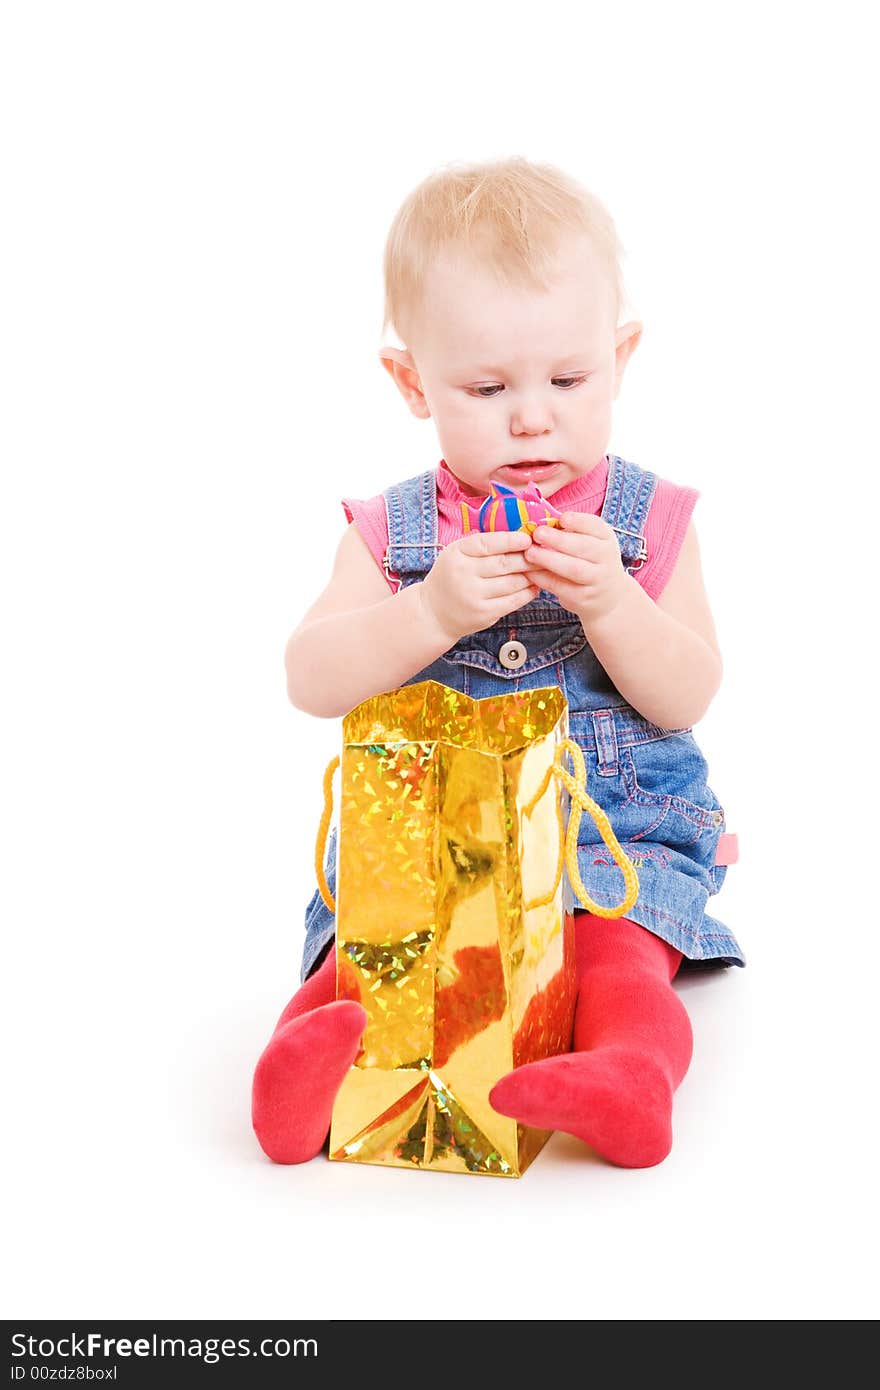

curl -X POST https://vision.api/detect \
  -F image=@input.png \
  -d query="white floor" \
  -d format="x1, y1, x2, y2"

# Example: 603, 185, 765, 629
5, 831, 874, 1320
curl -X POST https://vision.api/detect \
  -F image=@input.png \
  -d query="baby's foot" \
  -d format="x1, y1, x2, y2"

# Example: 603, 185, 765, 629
252, 1000, 366, 1164
489, 1046, 674, 1168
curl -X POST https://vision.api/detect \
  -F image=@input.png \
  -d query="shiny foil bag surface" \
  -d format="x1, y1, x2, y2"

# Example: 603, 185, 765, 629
328, 680, 578, 1177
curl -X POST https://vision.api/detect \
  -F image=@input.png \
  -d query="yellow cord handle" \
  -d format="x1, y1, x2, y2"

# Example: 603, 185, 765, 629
521, 737, 639, 917
313, 736, 639, 919
315, 755, 340, 913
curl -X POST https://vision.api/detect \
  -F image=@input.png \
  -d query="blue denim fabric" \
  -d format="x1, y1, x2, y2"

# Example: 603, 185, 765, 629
301, 456, 744, 982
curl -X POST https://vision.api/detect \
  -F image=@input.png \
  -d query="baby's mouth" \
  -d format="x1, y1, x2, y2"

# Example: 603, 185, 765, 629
492, 460, 561, 487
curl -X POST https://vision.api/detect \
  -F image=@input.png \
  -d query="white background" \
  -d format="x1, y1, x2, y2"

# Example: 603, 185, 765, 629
3, 1, 877, 1322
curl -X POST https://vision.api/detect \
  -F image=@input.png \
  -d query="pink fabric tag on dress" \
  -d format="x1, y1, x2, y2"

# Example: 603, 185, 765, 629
714, 833, 739, 865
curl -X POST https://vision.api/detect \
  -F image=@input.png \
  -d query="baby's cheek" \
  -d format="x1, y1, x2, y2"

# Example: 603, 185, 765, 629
436, 405, 472, 447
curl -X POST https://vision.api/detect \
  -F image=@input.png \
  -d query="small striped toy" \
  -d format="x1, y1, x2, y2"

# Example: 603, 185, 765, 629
460, 480, 564, 535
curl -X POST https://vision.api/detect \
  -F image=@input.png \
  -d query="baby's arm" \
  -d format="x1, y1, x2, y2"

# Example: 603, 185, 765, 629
285, 524, 536, 717
284, 527, 450, 717
585, 521, 722, 728
524, 512, 721, 728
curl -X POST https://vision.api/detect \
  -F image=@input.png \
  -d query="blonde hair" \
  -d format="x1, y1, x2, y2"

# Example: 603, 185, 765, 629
381, 156, 626, 345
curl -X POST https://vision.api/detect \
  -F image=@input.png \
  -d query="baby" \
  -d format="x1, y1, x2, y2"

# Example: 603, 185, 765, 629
252, 156, 743, 1170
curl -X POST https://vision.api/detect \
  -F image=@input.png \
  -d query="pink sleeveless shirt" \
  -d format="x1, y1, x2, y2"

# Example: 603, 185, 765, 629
341, 456, 698, 600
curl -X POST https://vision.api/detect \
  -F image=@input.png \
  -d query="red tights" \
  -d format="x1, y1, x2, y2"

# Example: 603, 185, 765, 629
252, 915, 692, 1169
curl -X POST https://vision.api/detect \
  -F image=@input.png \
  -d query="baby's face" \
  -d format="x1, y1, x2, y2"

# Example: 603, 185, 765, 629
388, 233, 639, 498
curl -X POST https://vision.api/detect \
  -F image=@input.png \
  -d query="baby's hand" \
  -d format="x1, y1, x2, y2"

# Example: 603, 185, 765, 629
524, 513, 629, 624
419, 530, 540, 644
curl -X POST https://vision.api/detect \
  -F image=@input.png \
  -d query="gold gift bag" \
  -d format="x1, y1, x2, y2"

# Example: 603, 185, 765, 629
314, 680, 638, 1178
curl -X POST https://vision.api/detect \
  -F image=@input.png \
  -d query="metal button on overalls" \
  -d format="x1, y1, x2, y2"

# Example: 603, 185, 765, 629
498, 639, 527, 670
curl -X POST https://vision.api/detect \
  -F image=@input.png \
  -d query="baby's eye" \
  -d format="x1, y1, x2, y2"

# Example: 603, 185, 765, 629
467, 376, 586, 398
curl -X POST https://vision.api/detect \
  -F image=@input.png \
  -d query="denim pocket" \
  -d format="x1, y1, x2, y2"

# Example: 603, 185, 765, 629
620, 735, 725, 848
443, 610, 587, 680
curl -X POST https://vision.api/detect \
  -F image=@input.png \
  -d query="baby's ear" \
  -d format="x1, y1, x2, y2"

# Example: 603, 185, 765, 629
378, 346, 431, 419
613, 321, 642, 398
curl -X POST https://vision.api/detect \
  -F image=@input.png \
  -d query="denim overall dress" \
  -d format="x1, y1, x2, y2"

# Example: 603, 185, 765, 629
301, 456, 744, 981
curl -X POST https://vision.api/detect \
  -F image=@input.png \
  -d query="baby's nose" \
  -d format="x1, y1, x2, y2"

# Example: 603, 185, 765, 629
510, 401, 553, 434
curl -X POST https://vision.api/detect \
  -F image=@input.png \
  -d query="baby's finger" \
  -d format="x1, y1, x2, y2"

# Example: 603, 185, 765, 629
530, 525, 603, 558
458, 529, 532, 558
527, 546, 593, 583
554, 511, 611, 537
485, 548, 531, 576
499, 583, 542, 613
484, 573, 539, 599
